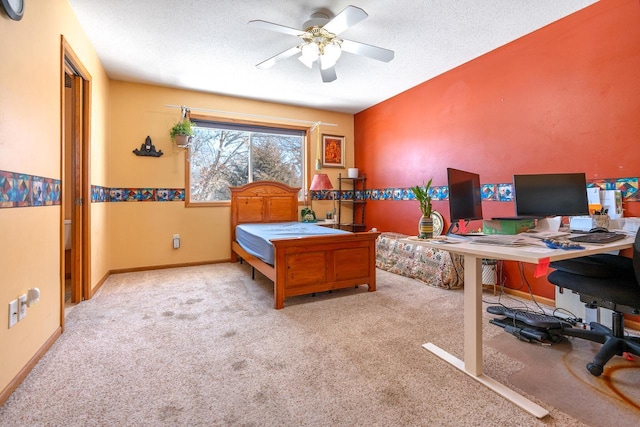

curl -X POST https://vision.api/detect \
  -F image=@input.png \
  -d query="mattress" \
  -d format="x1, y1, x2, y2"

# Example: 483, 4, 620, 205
236, 222, 350, 265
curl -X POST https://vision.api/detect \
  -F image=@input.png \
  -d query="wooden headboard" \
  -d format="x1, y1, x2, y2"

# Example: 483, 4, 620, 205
229, 181, 301, 242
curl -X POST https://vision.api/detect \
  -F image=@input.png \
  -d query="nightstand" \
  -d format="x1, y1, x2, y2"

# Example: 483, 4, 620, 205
315, 220, 338, 228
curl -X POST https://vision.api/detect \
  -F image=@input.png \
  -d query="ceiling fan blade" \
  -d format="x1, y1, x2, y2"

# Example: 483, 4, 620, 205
341, 39, 394, 62
319, 64, 337, 83
248, 20, 304, 37
322, 5, 368, 35
256, 45, 301, 69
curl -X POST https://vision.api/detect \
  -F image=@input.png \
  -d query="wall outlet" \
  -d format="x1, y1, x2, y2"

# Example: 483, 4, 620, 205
18, 294, 27, 321
173, 234, 180, 249
8, 299, 18, 328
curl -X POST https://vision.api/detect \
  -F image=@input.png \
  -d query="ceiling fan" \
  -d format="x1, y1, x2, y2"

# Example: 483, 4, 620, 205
248, 5, 394, 83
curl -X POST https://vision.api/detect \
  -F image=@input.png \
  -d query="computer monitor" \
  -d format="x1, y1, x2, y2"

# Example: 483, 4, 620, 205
513, 173, 589, 217
446, 168, 483, 235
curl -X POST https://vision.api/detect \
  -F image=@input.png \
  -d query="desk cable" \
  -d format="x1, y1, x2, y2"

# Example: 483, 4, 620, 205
482, 261, 581, 327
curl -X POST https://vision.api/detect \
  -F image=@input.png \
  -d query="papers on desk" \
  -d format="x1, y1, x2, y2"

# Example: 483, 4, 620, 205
407, 233, 585, 249
427, 239, 463, 244
406, 236, 463, 244
468, 235, 534, 246
522, 230, 571, 240
408, 235, 543, 246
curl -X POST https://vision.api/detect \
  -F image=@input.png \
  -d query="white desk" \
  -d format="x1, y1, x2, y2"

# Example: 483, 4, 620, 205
403, 235, 635, 418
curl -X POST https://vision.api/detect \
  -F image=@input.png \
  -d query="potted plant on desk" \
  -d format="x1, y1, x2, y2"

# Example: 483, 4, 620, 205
410, 178, 433, 239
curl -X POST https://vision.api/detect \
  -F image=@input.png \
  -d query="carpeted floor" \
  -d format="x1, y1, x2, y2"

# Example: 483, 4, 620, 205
0, 263, 635, 426
488, 330, 640, 425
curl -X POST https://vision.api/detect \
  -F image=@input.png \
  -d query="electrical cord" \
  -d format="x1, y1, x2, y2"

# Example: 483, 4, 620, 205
483, 261, 577, 330
466, 252, 582, 332
551, 307, 581, 325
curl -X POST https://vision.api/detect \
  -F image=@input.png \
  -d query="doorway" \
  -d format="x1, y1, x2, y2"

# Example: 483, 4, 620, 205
60, 36, 91, 328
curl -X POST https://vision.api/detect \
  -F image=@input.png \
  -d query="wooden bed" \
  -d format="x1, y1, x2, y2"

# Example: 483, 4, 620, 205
230, 181, 380, 309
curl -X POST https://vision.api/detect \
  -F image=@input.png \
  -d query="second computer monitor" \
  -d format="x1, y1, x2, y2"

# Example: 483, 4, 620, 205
513, 173, 589, 217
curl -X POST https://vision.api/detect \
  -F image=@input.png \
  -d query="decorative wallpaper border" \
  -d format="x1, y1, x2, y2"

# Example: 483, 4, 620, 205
312, 177, 639, 202
2, 169, 637, 209
0, 170, 185, 209
0, 170, 61, 208
102, 187, 185, 202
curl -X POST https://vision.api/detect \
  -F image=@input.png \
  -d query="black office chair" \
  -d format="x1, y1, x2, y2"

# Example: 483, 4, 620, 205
546, 231, 640, 376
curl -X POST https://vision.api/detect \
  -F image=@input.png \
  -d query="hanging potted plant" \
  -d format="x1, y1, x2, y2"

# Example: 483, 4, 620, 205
170, 119, 195, 147
410, 178, 434, 239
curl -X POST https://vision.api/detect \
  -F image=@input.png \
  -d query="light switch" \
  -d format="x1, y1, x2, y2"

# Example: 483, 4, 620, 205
8, 299, 18, 328
18, 294, 27, 321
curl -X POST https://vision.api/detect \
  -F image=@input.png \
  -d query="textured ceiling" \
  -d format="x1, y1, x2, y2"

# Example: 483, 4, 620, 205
67, 0, 598, 114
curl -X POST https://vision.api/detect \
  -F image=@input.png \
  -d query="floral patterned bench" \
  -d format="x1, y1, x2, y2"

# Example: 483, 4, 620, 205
376, 232, 464, 289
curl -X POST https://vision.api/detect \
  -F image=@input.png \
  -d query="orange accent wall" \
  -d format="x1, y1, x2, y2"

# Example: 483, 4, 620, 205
354, 0, 640, 299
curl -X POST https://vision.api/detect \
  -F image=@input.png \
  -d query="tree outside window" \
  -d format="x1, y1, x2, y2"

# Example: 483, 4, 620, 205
187, 120, 305, 203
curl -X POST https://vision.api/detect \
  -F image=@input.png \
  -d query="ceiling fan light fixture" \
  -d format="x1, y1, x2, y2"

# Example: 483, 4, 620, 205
320, 42, 342, 69
298, 42, 319, 68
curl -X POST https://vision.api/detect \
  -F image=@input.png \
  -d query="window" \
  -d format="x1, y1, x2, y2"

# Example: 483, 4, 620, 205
187, 118, 306, 204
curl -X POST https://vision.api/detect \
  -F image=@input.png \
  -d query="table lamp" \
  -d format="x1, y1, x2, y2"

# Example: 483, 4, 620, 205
302, 173, 333, 222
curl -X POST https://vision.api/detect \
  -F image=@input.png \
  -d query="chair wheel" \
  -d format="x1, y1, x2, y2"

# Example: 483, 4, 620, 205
587, 362, 603, 376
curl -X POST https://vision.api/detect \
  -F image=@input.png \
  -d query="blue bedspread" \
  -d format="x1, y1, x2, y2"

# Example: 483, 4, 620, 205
236, 222, 349, 265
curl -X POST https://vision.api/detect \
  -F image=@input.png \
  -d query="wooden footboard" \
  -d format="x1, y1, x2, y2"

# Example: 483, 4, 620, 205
272, 231, 380, 309
232, 232, 380, 309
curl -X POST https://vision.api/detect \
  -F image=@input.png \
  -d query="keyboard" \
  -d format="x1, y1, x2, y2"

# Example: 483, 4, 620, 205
486, 306, 568, 329
568, 232, 626, 244
488, 318, 562, 344
469, 235, 530, 246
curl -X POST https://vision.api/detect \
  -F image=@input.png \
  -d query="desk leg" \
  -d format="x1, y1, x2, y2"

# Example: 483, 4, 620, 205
423, 254, 549, 418
464, 255, 483, 375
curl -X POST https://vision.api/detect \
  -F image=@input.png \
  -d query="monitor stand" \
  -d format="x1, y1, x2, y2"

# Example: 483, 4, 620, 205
445, 221, 482, 239
446, 222, 461, 237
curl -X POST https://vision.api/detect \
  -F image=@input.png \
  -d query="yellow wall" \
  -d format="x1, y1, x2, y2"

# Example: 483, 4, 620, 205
107, 81, 354, 268
0, 0, 110, 394
1, 0, 353, 400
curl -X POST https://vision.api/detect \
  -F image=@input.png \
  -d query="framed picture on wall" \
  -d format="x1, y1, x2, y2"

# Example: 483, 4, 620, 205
322, 135, 345, 168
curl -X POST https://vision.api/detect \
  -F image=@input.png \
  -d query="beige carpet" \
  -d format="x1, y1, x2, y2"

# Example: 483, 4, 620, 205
488, 329, 640, 425
0, 263, 623, 426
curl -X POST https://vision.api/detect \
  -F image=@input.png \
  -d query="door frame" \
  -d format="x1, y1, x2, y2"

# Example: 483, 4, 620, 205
60, 36, 92, 329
